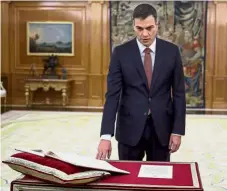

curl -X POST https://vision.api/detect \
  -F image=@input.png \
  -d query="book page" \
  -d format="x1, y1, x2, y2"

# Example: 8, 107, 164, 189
138, 165, 173, 179
15, 148, 45, 157
15, 148, 129, 174
46, 151, 130, 174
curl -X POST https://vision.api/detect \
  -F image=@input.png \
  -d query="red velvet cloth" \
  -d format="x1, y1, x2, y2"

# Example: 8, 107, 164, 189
11, 152, 90, 174
103, 161, 195, 186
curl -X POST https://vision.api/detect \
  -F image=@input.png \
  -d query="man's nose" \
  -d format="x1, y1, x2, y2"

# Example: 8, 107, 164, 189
142, 29, 149, 37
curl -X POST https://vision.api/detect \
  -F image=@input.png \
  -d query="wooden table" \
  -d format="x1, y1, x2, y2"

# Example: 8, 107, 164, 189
24, 79, 74, 107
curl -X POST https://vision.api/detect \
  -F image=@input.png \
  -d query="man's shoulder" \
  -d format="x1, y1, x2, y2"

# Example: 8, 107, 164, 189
113, 38, 136, 52
157, 37, 178, 50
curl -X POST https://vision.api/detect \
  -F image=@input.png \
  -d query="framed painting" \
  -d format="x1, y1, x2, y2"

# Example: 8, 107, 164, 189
27, 21, 74, 56
110, 1, 207, 108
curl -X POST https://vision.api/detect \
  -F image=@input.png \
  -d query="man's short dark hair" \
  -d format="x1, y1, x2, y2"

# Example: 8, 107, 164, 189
133, 4, 157, 21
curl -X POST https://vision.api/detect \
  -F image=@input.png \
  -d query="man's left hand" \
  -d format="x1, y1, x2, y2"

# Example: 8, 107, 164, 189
169, 134, 181, 153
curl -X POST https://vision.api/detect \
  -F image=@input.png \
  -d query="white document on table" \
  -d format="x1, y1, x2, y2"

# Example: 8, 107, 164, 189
138, 165, 173, 179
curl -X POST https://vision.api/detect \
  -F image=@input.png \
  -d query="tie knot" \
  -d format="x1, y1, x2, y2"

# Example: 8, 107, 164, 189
144, 48, 151, 54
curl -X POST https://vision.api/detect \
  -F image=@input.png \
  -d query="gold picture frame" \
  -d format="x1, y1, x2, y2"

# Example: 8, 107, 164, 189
27, 21, 74, 56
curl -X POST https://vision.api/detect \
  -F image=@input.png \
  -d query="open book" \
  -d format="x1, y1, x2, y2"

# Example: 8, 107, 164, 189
15, 148, 130, 174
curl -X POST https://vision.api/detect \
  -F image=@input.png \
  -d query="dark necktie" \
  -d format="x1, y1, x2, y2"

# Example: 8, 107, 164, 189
143, 48, 152, 88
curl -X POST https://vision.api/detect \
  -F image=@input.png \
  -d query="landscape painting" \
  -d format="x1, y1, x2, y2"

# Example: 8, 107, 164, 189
110, 1, 207, 108
27, 22, 74, 56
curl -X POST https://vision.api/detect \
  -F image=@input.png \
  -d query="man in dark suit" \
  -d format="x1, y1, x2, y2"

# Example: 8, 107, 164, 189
96, 4, 186, 162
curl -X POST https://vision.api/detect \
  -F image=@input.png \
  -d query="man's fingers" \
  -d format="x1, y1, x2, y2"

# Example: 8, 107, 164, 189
170, 144, 177, 153
102, 151, 108, 160
175, 143, 180, 152
169, 140, 175, 153
107, 149, 112, 159
169, 143, 180, 153
96, 151, 103, 159
96, 148, 109, 160
96, 140, 112, 160
169, 135, 181, 153
169, 139, 173, 150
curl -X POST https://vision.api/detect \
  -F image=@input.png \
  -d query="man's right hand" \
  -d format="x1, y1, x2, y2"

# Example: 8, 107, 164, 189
96, 139, 112, 160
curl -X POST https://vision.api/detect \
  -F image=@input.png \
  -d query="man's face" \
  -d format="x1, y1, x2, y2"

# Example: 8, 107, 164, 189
133, 15, 158, 47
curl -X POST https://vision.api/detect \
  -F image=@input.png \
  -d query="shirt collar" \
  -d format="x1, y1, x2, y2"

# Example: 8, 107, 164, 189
136, 37, 156, 54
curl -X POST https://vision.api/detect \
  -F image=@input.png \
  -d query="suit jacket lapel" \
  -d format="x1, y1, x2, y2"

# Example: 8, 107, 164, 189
150, 38, 163, 95
131, 38, 149, 91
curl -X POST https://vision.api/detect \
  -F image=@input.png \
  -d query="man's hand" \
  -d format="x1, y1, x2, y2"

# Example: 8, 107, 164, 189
169, 134, 181, 153
96, 140, 112, 160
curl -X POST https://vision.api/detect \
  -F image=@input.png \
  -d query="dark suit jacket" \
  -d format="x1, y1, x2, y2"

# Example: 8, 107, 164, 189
100, 37, 186, 147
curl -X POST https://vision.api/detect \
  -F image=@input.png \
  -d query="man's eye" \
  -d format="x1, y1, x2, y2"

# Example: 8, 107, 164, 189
137, 27, 143, 31
146, 26, 154, 31
146, 27, 151, 31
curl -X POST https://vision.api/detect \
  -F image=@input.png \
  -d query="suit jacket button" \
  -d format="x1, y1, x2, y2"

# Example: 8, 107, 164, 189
149, 98, 151, 102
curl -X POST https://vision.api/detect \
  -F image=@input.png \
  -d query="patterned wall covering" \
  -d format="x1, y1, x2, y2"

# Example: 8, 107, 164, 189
110, 1, 207, 108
